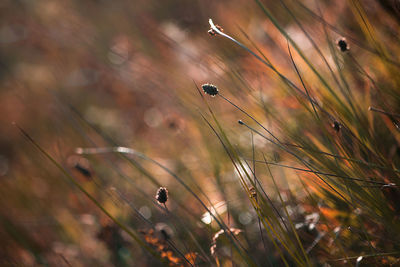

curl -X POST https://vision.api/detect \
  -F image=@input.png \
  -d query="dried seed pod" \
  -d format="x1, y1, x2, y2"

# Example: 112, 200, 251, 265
337, 37, 349, 52
249, 187, 257, 198
208, 24, 223, 36
201, 83, 219, 96
155, 187, 168, 204
332, 121, 341, 132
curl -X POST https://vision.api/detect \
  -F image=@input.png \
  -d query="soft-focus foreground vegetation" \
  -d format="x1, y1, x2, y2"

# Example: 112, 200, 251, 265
1, 0, 400, 266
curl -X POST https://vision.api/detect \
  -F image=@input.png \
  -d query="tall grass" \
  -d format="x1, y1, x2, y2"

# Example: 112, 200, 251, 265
3, 0, 400, 266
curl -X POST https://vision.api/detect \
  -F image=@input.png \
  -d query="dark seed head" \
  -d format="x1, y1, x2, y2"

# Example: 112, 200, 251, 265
201, 83, 219, 96
332, 121, 341, 132
155, 187, 168, 204
337, 38, 349, 52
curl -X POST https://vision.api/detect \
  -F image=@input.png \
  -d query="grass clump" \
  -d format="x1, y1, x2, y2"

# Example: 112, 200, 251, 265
2, 0, 400, 266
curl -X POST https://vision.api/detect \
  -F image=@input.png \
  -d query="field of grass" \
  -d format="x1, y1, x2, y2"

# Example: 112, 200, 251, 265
1, 0, 400, 266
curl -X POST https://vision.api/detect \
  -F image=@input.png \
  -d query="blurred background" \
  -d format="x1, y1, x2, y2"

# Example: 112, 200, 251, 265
1, 0, 400, 266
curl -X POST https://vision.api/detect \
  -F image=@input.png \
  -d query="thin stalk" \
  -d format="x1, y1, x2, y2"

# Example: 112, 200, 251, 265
77, 146, 254, 266
16, 124, 166, 265
242, 158, 389, 185
198, 111, 300, 266
286, 41, 319, 120
369, 106, 400, 119
264, 154, 311, 266
251, 133, 271, 266
238, 120, 352, 206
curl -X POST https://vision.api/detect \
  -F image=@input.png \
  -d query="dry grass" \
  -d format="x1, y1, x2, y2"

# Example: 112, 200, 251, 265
1, 0, 400, 266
